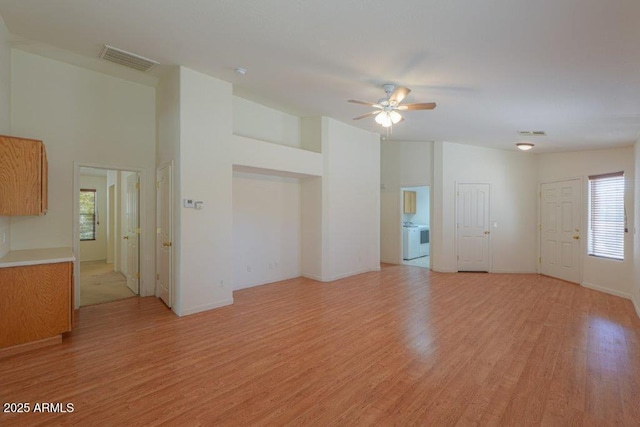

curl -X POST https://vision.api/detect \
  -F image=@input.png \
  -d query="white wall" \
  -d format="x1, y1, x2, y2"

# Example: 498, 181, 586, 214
433, 142, 538, 273
301, 176, 323, 279
10, 50, 156, 295
380, 141, 433, 264
233, 96, 301, 148
79, 174, 107, 262
178, 67, 233, 315
232, 171, 301, 289
633, 141, 640, 316
538, 147, 635, 298
322, 118, 380, 280
0, 15, 11, 258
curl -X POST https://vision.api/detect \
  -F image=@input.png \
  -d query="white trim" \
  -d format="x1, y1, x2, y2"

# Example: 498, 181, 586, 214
632, 295, 640, 319
491, 269, 538, 274
431, 268, 457, 273
180, 298, 234, 316
301, 273, 323, 281
233, 273, 302, 291
581, 282, 632, 300
317, 267, 381, 282
73, 161, 148, 309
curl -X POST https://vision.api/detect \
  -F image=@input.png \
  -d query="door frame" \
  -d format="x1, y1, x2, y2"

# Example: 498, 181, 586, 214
455, 182, 492, 272
73, 161, 147, 309
156, 161, 174, 307
537, 177, 584, 282
397, 183, 432, 267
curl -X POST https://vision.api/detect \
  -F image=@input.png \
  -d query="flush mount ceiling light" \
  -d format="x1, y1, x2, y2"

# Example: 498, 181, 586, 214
516, 142, 535, 151
234, 66, 247, 75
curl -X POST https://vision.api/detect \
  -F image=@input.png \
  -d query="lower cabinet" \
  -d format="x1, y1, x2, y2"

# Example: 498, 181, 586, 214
0, 262, 74, 349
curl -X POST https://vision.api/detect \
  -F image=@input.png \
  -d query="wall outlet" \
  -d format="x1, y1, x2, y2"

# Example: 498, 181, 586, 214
183, 199, 194, 208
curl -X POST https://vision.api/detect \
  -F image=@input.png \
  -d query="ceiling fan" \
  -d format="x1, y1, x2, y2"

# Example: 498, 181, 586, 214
348, 84, 436, 127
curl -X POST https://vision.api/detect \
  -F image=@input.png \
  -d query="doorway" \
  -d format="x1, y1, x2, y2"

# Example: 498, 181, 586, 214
75, 166, 141, 307
401, 186, 430, 269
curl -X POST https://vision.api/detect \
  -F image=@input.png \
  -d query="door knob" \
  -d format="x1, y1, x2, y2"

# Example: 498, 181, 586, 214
163, 242, 172, 247
573, 235, 580, 240
122, 236, 129, 240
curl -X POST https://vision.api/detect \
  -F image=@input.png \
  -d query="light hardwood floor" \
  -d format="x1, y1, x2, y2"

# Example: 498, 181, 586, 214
1, 265, 639, 426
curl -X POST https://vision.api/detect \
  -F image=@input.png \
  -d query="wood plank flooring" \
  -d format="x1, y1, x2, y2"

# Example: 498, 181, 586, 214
1, 265, 639, 426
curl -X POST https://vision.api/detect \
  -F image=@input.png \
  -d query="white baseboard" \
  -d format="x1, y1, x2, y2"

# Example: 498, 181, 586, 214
233, 273, 302, 291
490, 269, 538, 274
431, 268, 457, 273
180, 298, 234, 316
306, 267, 381, 283
633, 295, 640, 319
326, 267, 381, 282
581, 282, 632, 300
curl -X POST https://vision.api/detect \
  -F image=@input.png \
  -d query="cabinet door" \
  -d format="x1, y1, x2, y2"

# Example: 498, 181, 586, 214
403, 191, 417, 214
0, 262, 72, 348
0, 136, 47, 216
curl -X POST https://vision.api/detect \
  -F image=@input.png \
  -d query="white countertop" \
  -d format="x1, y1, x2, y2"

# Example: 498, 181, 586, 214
0, 247, 76, 268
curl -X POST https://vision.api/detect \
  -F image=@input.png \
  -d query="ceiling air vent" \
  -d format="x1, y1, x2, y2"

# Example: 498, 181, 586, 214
518, 130, 546, 137
99, 45, 158, 72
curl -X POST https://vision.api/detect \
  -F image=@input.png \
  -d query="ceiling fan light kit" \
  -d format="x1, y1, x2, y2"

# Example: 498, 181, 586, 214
348, 84, 436, 128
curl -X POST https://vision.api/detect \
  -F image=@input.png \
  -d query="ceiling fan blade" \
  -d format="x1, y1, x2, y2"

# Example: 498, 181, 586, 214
398, 102, 437, 111
353, 111, 379, 120
389, 86, 411, 105
348, 99, 376, 107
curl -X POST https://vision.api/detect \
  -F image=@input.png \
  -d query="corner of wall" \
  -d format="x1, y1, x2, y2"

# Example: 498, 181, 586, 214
633, 294, 640, 320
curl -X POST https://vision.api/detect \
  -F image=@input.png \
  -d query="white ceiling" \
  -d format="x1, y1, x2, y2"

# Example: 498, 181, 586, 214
2, 0, 640, 153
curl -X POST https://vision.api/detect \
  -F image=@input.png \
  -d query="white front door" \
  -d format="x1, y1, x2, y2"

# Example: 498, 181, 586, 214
157, 163, 172, 308
457, 183, 490, 272
124, 173, 140, 294
540, 179, 581, 283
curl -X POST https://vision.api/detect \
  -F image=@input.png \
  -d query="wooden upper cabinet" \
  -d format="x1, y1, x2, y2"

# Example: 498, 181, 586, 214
0, 135, 48, 215
403, 190, 417, 214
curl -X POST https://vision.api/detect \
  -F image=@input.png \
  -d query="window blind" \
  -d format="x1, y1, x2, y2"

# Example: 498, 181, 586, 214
588, 172, 624, 260
80, 189, 97, 241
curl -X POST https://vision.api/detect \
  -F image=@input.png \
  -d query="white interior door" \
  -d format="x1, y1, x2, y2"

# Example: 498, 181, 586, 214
124, 173, 140, 294
540, 179, 581, 283
457, 183, 490, 272
157, 163, 172, 308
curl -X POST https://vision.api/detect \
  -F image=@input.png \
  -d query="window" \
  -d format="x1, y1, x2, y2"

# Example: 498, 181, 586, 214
80, 189, 97, 241
588, 172, 625, 260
